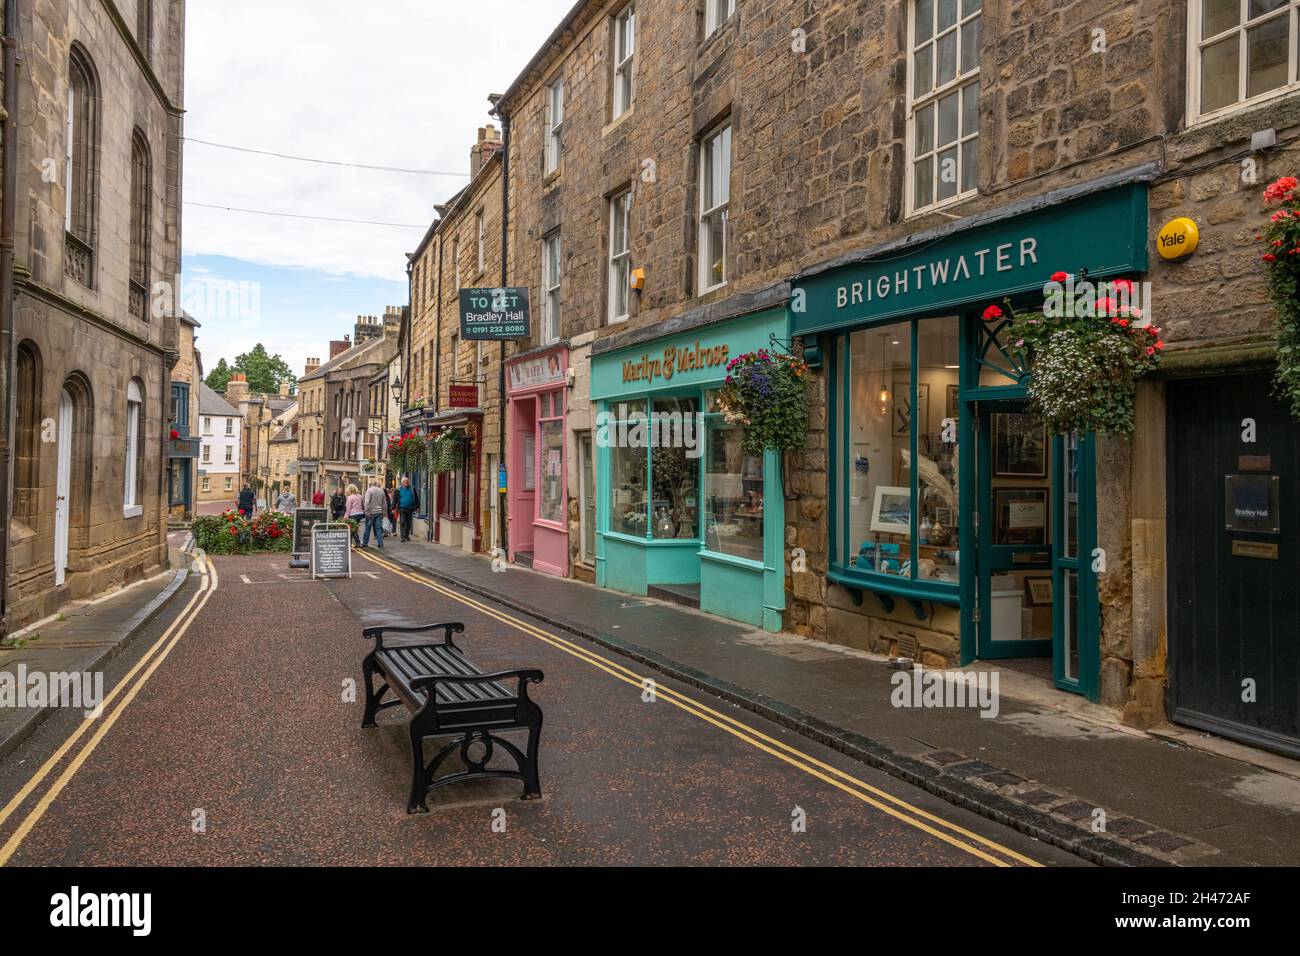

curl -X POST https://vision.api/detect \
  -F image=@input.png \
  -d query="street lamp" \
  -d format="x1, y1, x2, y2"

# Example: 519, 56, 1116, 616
391, 372, 403, 406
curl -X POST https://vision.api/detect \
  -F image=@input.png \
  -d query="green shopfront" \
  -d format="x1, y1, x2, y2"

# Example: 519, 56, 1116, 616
792, 179, 1150, 701
591, 307, 788, 631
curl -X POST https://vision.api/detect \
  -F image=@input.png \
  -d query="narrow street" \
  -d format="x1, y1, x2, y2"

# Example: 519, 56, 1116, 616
0, 550, 1082, 867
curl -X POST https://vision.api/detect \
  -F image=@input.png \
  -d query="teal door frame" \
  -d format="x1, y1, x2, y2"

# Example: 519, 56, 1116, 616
1051, 431, 1100, 699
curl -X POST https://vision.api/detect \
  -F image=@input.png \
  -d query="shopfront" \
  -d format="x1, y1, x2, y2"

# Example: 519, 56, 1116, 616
590, 307, 787, 631
506, 346, 569, 576
792, 178, 1150, 700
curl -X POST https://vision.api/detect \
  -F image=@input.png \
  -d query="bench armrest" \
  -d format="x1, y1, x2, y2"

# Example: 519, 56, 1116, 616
362, 621, 465, 650
413, 669, 545, 701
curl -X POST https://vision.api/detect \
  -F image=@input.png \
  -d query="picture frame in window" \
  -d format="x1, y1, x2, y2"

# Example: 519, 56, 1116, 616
1025, 576, 1053, 605
870, 484, 912, 536
946, 383, 959, 423
992, 411, 1047, 478
994, 487, 1048, 546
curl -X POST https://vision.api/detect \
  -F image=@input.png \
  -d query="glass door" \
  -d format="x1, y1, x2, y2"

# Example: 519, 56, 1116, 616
1052, 430, 1099, 698
975, 400, 1053, 659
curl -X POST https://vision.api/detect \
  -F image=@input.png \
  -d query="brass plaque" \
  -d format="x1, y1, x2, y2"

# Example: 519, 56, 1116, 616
1232, 540, 1278, 560
1238, 455, 1272, 472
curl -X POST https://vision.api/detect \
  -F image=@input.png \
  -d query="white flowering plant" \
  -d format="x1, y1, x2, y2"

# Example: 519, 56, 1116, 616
982, 273, 1164, 436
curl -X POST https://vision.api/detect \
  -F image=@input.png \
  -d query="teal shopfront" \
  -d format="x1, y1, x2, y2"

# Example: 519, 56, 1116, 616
791, 176, 1151, 701
591, 306, 788, 631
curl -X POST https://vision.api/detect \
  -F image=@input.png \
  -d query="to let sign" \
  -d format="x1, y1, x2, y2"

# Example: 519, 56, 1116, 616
460, 287, 530, 340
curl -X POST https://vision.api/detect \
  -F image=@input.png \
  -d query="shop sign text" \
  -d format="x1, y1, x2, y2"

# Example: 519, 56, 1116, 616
622, 341, 730, 384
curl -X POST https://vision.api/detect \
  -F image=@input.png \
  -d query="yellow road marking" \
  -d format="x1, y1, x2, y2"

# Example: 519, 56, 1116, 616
0, 556, 220, 866
357, 550, 1044, 867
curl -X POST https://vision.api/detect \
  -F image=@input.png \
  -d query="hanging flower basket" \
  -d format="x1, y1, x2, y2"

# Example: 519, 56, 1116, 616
429, 428, 465, 473
714, 349, 810, 456
386, 432, 427, 476
1257, 176, 1300, 421
984, 272, 1165, 436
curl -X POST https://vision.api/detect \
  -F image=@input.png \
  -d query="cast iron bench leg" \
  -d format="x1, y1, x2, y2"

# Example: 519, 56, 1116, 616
407, 723, 430, 814
360, 653, 381, 728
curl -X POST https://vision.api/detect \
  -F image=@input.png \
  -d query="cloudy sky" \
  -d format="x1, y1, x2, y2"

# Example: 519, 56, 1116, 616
182, 0, 574, 379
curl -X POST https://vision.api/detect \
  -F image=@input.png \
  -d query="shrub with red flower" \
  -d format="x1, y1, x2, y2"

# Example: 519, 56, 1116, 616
714, 349, 810, 455
169, 428, 180, 440
193, 510, 293, 555
1258, 176, 1300, 420
386, 431, 428, 476
982, 272, 1163, 435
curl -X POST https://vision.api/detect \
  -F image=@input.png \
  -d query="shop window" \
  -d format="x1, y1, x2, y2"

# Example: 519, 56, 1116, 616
698, 124, 731, 293
908, 0, 981, 214
539, 392, 565, 524
608, 190, 632, 323
441, 439, 470, 520
609, 399, 648, 536
545, 78, 564, 175
542, 231, 562, 343
651, 396, 700, 539
842, 316, 960, 586
1190, 0, 1298, 121
703, 404, 764, 562
612, 4, 636, 118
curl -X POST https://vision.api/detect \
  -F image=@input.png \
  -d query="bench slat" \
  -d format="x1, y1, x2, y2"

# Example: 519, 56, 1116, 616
376, 644, 512, 706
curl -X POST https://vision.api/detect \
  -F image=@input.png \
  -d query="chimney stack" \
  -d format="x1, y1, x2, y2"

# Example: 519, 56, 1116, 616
469, 124, 501, 178
304, 357, 321, 376
279, 381, 291, 398
329, 335, 351, 359
225, 373, 250, 407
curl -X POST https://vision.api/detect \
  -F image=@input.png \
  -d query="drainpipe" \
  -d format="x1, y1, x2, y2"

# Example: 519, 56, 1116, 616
497, 109, 510, 555
0, 0, 20, 635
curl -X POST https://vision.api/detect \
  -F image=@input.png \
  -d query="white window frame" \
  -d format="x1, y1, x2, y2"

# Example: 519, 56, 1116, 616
542, 231, 562, 343
1187, 0, 1300, 124
545, 78, 564, 175
225, 445, 234, 464
225, 417, 234, 435
608, 190, 632, 324
202, 444, 210, 463
453, 237, 461, 291
613, 5, 636, 118
906, 0, 982, 217
203, 416, 211, 434
698, 124, 731, 294
224, 477, 233, 492
705, 0, 735, 38
202, 476, 210, 492
124, 380, 143, 516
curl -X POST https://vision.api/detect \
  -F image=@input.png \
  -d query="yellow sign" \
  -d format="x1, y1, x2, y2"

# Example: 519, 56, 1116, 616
1156, 217, 1198, 260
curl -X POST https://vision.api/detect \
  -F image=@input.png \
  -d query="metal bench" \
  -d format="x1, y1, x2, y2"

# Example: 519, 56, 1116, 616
360, 622, 544, 813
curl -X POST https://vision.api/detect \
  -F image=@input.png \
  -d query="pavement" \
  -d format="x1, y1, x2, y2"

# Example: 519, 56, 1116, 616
365, 533, 1300, 867
0, 533, 193, 762
0, 550, 1082, 867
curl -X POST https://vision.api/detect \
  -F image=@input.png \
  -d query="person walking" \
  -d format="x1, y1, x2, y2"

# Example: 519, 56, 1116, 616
275, 487, 297, 513
361, 478, 387, 549
344, 483, 365, 546
386, 485, 399, 534
397, 476, 420, 542
329, 486, 346, 521
312, 488, 325, 507
237, 483, 256, 519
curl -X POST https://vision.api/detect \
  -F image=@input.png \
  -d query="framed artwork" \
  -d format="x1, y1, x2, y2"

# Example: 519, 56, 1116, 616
946, 384, 959, 423
891, 380, 930, 438
993, 411, 1047, 478
1025, 576, 1053, 605
870, 485, 912, 535
994, 487, 1048, 545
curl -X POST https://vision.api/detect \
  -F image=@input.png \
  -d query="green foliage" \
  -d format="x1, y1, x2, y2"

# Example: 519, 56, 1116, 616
986, 277, 1163, 436
1258, 176, 1300, 421
193, 510, 293, 555
430, 429, 465, 473
386, 432, 427, 475
714, 350, 810, 456
205, 357, 233, 392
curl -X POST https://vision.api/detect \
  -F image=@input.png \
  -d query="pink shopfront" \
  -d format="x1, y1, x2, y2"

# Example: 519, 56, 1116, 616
506, 346, 569, 577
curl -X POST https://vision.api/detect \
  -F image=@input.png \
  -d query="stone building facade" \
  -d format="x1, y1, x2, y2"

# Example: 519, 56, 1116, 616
477, 0, 1300, 748
7, 0, 184, 629
405, 130, 506, 554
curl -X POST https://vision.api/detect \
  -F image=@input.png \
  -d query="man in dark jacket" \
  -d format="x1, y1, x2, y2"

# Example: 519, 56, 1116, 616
237, 484, 256, 518
329, 487, 346, 520
397, 477, 419, 542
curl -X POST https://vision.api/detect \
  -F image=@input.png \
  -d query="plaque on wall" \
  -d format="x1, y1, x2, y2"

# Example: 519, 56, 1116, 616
1224, 474, 1280, 534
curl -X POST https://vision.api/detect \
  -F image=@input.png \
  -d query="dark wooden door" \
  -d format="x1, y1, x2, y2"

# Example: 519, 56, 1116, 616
1167, 374, 1300, 757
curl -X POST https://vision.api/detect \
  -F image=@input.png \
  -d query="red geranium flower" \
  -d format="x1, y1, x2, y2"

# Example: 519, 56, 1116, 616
1050, 271, 1068, 283
169, 428, 179, 440
1263, 253, 1277, 263
1110, 278, 1135, 295
1264, 176, 1298, 203
982, 304, 1003, 321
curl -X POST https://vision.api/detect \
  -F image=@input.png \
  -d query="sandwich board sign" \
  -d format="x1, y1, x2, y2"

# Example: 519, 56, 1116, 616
290, 507, 328, 569
311, 522, 352, 579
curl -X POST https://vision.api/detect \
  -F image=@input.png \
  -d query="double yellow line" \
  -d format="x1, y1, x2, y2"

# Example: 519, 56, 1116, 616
358, 550, 1043, 867
0, 554, 219, 866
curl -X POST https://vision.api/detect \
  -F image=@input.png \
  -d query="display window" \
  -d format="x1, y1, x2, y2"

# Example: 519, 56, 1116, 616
538, 390, 565, 525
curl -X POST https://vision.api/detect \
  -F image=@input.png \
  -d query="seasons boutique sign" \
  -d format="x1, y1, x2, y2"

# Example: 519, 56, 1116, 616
621, 340, 731, 384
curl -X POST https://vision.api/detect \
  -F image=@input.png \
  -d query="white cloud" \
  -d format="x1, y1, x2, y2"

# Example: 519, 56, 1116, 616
183, 0, 575, 282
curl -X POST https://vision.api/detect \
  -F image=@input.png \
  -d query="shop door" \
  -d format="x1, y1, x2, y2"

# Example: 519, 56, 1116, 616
1167, 375, 1300, 757
974, 401, 1053, 660
510, 397, 537, 558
